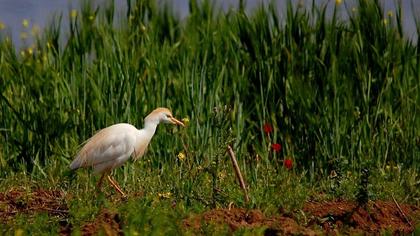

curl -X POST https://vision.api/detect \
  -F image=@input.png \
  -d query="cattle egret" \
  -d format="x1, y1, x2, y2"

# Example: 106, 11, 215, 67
70, 107, 184, 197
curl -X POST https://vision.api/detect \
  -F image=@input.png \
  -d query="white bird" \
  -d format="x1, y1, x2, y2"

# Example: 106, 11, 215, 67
70, 107, 184, 197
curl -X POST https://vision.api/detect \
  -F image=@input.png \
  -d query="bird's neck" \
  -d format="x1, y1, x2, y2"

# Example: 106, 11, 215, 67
142, 120, 159, 138
132, 121, 159, 161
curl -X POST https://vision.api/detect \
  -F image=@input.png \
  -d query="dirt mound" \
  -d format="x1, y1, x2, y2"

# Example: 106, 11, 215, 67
80, 209, 123, 236
0, 188, 123, 235
183, 208, 319, 235
0, 188, 68, 222
304, 200, 419, 235
184, 200, 420, 235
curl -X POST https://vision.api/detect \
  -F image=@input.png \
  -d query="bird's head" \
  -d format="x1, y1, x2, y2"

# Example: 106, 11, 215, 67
145, 107, 184, 127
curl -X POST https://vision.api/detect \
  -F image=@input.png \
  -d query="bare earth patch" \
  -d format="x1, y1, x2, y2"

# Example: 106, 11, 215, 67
184, 201, 420, 235
0, 188, 68, 222
304, 200, 420, 235
1, 188, 419, 235
183, 207, 318, 235
80, 208, 123, 236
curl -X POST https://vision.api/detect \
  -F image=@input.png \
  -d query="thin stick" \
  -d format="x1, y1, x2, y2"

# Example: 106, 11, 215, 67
227, 145, 249, 203
392, 195, 412, 227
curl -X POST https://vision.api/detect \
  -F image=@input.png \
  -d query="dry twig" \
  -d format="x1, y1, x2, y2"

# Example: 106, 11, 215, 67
227, 145, 249, 203
392, 195, 412, 227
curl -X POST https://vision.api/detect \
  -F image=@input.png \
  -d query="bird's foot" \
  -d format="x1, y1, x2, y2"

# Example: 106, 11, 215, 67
107, 175, 127, 199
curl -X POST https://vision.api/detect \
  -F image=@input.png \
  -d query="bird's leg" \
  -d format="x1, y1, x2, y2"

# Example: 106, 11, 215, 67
97, 173, 106, 190
107, 175, 127, 197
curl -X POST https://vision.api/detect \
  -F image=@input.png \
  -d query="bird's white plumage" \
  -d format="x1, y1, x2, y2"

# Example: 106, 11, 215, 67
70, 123, 142, 173
69, 107, 184, 196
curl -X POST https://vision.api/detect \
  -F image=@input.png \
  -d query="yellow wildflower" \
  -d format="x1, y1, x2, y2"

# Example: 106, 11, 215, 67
218, 171, 227, 180
20, 50, 25, 57
0, 21, 5, 30
387, 11, 393, 17
22, 19, 29, 28
27, 47, 33, 55
177, 152, 186, 161
182, 117, 190, 126
71, 9, 78, 19
158, 192, 172, 199
383, 19, 388, 25
335, 0, 342, 5
89, 15, 95, 21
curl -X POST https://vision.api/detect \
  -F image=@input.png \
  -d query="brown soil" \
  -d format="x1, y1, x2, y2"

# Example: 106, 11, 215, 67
183, 208, 318, 235
0, 188, 68, 221
184, 200, 420, 235
80, 209, 123, 236
1, 188, 419, 235
304, 200, 420, 235
0, 188, 124, 235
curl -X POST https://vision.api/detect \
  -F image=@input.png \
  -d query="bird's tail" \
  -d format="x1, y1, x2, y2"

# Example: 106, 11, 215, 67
69, 156, 82, 170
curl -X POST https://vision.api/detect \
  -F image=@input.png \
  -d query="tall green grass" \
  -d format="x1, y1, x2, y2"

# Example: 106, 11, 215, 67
0, 0, 419, 231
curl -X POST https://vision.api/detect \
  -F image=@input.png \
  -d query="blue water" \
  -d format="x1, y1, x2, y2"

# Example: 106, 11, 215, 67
0, 0, 418, 48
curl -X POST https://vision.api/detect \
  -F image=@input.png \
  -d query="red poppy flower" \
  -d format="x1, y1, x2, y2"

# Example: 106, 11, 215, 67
271, 143, 282, 152
284, 158, 293, 170
263, 123, 273, 134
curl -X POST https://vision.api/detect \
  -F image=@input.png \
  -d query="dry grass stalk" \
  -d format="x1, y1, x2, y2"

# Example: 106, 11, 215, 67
227, 145, 249, 203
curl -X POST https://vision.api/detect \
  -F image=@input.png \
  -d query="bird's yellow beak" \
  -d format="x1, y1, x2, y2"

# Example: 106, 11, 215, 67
170, 117, 185, 127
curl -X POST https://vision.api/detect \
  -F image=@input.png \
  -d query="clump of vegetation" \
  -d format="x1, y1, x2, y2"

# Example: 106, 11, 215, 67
357, 168, 370, 207
0, 0, 419, 234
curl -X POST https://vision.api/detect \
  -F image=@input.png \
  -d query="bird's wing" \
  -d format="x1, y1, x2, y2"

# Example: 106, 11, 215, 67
70, 125, 136, 170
